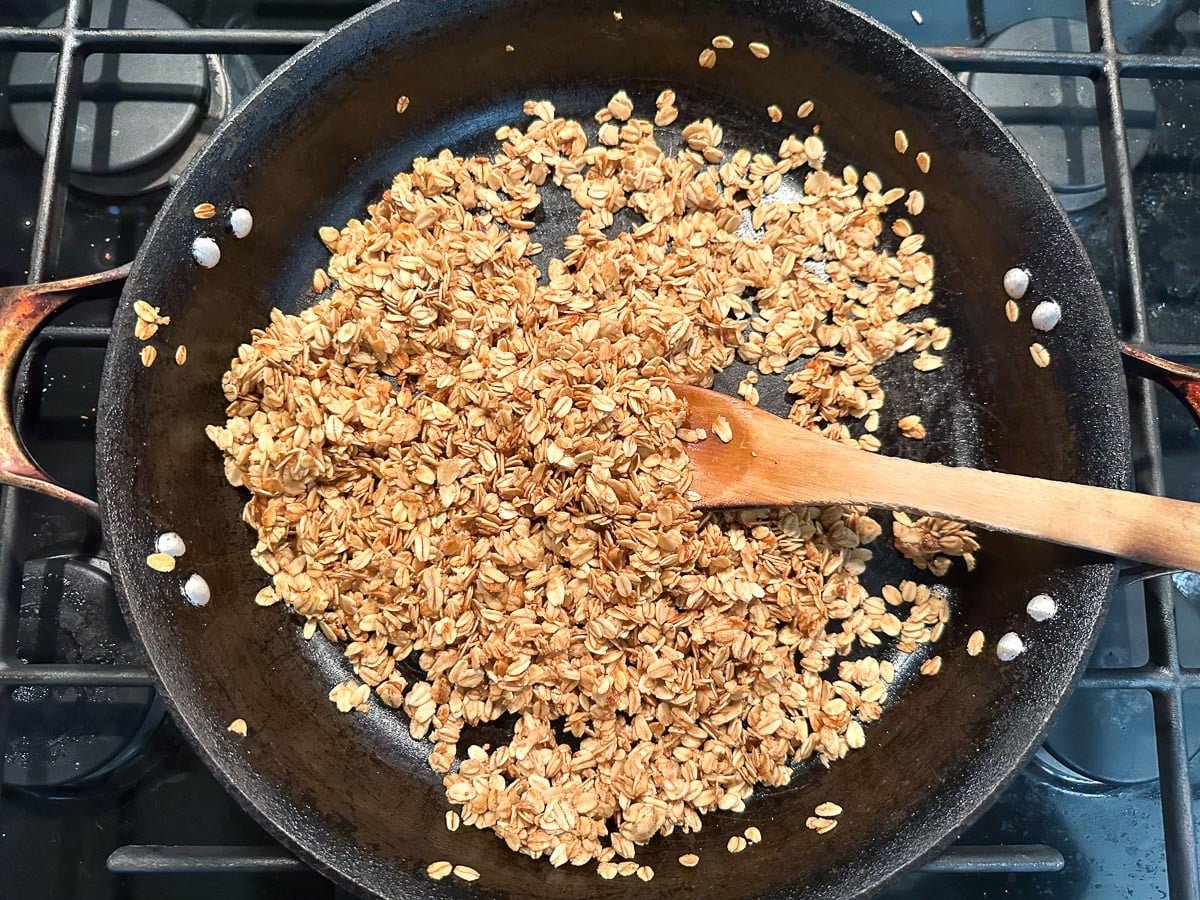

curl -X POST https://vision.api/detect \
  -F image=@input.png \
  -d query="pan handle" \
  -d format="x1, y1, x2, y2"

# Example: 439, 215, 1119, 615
1120, 342, 1200, 427
0, 265, 131, 517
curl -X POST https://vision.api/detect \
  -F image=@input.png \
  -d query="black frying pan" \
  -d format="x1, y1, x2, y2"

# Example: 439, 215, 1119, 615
0, 0, 1149, 896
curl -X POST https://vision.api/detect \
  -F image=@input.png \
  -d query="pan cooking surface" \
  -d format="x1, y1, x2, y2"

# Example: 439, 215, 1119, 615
95, 1, 1128, 897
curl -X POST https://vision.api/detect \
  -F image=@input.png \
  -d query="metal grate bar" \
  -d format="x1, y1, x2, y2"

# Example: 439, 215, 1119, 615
1088, 2, 1199, 898
0, 663, 152, 686
106, 843, 1064, 875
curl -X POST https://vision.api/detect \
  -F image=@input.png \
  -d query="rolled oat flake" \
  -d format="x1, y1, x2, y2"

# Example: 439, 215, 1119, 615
996, 631, 1025, 662
1003, 267, 1030, 299
183, 573, 211, 607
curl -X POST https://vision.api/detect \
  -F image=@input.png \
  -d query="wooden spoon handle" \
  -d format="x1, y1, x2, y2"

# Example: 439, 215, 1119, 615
829, 452, 1200, 571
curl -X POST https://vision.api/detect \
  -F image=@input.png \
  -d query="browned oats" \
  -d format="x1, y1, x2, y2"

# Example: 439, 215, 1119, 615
897, 415, 925, 440
712, 34, 733, 49
194, 202, 217, 220
767, 104, 783, 123
712, 415, 733, 443
396, 95, 410, 115
140, 345, 157, 368
452, 864, 480, 882
806, 816, 837, 834
698, 47, 717, 68
919, 656, 942, 676
146, 552, 174, 572
893, 514, 978, 577
967, 630, 986, 656
916, 151, 931, 173
209, 90, 959, 872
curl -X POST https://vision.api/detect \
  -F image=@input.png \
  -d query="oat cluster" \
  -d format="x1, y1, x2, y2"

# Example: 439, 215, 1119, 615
208, 91, 966, 869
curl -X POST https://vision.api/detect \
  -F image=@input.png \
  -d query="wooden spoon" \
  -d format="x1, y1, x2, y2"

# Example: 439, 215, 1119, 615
674, 383, 1200, 571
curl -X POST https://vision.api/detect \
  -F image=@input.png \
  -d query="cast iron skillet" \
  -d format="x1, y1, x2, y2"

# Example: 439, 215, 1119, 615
0, 0, 1144, 897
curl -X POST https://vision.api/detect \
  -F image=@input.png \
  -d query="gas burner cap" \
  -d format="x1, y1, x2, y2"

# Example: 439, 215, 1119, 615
967, 17, 1156, 213
10, 0, 207, 179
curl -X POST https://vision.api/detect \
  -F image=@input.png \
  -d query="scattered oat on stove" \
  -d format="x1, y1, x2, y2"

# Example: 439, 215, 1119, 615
996, 632, 1025, 662
209, 90, 960, 870
727, 835, 748, 853
230, 208, 253, 239
814, 801, 842, 817
679, 852, 700, 867
227, 718, 248, 736
1030, 342, 1050, 368
916, 150, 931, 173
505, 43, 514, 52
745, 826, 763, 843
597, 861, 618, 879
146, 552, 175, 573
302, 619, 318, 639
894, 129, 909, 154
612, 10, 622, 21
806, 816, 838, 834
427, 861, 452, 880
175, 344, 188, 366
192, 236, 221, 268
893, 514, 978, 577
1004, 267, 1030, 299
636, 865, 655, 882
920, 655, 943, 676
444, 809, 461, 831
396, 95, 411, 114
912, 351, 942, 372
140, 345, 157, 368
748, 41, 771, 58
793, 101, 813, 121
905, 189, 925, 216
897, 414, 925, 440
156, 532, 186, 558
193, 202, 217, 220
1026, 593, 1057, 622
698, 47, 717, 68
133, 299, 169, 341
767, 104, 783, 123
712, 34, 734, 49
712, 415, 733, 442
1031, 300, 1061, 332
452, 864, 480, 882
1005, 299, 1020, 323
182, 573, 210, 607
616, 861, 638, 877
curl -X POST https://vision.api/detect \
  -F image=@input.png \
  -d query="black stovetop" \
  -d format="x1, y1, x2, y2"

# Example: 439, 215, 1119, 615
1, 1, 1199, 898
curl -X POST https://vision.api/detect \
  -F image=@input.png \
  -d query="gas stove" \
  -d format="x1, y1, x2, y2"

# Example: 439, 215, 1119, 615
1, 1, 1198, 898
